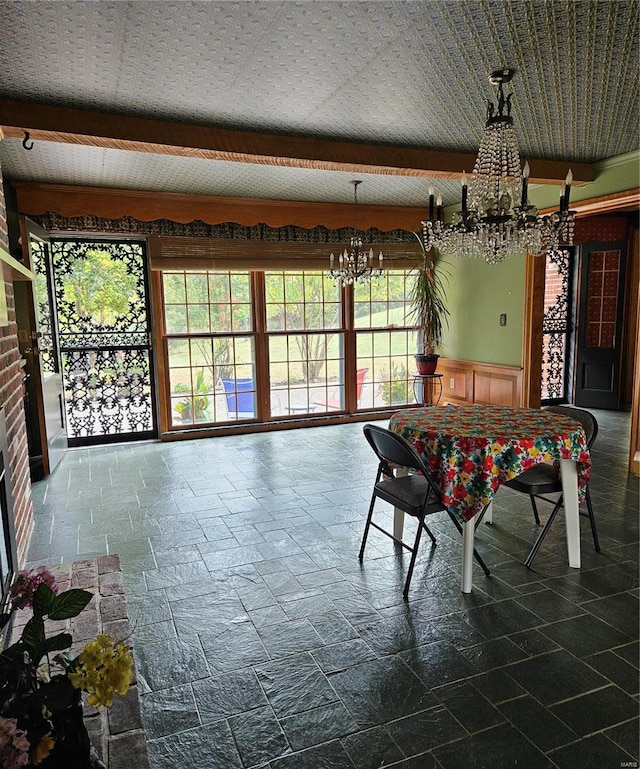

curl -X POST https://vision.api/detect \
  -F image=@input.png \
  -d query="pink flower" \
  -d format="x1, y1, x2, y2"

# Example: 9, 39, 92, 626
9, 567, 58, 610
0, 717, 30, 769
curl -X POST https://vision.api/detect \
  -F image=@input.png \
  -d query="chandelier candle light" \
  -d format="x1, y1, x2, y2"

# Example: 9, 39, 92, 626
422, 68, 575, 264
329, 180, 384, 286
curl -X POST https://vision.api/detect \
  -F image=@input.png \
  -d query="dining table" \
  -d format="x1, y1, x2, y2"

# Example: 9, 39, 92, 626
388, 404, 592, 592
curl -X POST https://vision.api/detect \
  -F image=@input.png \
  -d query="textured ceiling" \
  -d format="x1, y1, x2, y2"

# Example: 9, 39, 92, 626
0, 0, 638, 207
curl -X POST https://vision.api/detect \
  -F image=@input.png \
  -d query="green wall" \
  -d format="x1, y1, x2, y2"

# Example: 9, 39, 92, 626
439, 150, 639, 367
438, 252, 525, 365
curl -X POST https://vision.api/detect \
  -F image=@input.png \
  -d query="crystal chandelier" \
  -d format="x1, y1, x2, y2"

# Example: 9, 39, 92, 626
422, 68, 575, 265
329, 180, 384, 286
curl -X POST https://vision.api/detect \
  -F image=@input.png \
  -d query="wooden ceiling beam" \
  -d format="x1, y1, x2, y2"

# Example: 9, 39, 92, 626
0, 99, 594, 184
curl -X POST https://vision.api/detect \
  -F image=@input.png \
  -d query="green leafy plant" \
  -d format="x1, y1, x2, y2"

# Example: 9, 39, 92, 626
378, 364, 412, 405
408, 232, 450, 355
0, 567, 133, 768
174, 368, 211, 422
60, 248, 138, 328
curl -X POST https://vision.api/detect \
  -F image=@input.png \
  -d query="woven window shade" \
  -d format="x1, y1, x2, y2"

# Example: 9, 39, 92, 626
149, 236, 420, 271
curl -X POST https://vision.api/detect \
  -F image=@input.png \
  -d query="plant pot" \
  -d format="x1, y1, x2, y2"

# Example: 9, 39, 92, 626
415, 353, 439, 375
25, 681, 92, 769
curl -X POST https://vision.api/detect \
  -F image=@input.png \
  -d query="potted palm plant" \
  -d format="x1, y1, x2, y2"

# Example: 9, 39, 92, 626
408, 232, 449, 375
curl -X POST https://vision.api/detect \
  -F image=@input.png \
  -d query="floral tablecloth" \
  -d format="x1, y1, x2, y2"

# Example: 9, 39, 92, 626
389, 404, 592, 523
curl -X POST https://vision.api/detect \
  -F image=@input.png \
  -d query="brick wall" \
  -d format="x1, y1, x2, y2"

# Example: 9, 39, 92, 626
0, 158, 34, 566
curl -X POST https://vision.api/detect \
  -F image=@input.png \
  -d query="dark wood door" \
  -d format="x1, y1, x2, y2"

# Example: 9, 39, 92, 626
18, 219, 68, 476
0, 409, 18, 642
574, 242, 627, 409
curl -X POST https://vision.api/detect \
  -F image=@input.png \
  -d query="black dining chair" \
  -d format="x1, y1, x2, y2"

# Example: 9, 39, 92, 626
359, 424, 490, 599
504, 405, 600, 568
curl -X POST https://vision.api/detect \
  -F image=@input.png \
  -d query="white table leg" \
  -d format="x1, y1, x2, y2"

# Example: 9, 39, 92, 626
461, 519, 475, 593
393, 507, 405, 540
393, 468, 408, 540
560, 458, 581, 568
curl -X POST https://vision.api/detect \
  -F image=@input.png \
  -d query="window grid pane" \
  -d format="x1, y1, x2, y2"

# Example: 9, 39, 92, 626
354, 269, 413, 329
266, 271, 341, 332
356, 329, 418, 409
269, 332, 344, 415
167, 335, 255, 426
585, 250, 620, 348
265, 271, 344, 416
163, 270, 256, 426
164, 271, 253, 335
354, 270, 417, 410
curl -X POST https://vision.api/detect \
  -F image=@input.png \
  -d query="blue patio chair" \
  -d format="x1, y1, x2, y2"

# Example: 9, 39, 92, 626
221, 377, 255, 419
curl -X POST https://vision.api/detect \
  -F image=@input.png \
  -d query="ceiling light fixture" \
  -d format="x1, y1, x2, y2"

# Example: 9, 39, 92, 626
329, 180, 383, 286
421, 68, 575, 264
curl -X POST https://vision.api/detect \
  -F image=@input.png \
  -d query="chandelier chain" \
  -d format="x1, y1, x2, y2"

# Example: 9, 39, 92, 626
329, 180, 384, 286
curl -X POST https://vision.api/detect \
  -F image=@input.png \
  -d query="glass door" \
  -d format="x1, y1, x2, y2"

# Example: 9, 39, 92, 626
51, 239, 157, 445
575, 242, 627, 409
21, 219, 68, 474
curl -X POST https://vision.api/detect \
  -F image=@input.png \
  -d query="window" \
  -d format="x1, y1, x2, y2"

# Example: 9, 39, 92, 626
265, 271, 343, 414
164, 271, 255, 425
354, 270, 418, 409
160, 266, 418, 429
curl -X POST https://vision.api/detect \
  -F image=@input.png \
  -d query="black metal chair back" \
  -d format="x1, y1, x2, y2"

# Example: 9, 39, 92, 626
546, 405, 598, 448
364, 423, 430, 480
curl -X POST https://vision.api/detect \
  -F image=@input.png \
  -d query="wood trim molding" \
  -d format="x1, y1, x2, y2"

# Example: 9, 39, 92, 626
13, 182, 428, 231
522, 253, 545, 409
150, 270, 170, 436
629, 224, 640, 477
525, 190, 640, 420
14, 183, 632, 236
572, 189, 640, 217
541, 189, 640, 217
0, 99, 594, 184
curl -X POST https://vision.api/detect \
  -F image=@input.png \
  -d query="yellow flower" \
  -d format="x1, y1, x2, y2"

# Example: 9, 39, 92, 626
32, 731, 55, 765
68, 635, 134, 708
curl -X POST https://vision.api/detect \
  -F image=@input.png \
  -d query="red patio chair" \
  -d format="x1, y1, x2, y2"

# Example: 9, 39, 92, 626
313, 367, 368, 410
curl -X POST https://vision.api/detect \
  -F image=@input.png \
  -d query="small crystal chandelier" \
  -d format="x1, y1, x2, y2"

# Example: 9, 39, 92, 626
329, 180, 384, 286
422, 68, 575, 264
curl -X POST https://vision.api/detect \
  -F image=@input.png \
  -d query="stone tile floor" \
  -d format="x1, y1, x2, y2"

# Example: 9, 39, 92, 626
27, 409, 639, 768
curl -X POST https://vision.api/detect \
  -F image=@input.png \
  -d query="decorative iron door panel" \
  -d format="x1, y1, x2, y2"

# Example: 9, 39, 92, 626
51, 239, 157, 445
575, 242, 627, 410
541, 248, 574, 403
